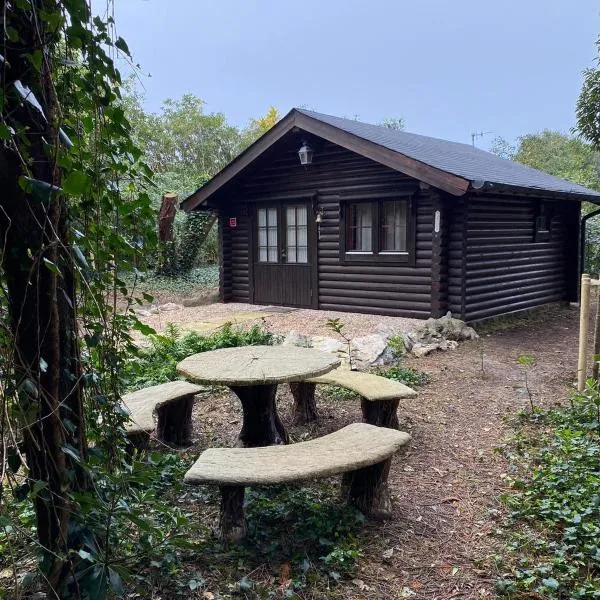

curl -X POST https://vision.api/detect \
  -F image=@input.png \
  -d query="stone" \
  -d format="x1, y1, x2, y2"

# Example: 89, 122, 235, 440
350, 334, 396, 369
282, 330, 312, 347
158, 302, 183, 312
310, 335, 346, 355
404, 312, 477, 357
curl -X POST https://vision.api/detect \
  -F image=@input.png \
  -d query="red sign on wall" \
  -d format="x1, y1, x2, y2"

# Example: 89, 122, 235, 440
229, 217, 237, 228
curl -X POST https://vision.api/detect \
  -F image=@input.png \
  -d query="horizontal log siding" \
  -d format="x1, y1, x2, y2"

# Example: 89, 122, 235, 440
235, 140, 433, 318
446, 197, 467, 318
220, 204, 250, 302
463, 195, 573, 321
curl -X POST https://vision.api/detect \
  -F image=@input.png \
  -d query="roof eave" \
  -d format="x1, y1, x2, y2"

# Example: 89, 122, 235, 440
479, 181, 600, 204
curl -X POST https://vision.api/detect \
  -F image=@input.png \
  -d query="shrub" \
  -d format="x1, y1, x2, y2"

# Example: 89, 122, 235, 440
376, 365, 430, 388
495, 380, 600, 598
124, 322, 277, 390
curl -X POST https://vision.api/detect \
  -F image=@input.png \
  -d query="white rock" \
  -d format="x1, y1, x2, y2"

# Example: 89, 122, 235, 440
282, 331, 311, 347
350, 334, 396, 369
310, 336, 346, 354
158, 302, 183, 312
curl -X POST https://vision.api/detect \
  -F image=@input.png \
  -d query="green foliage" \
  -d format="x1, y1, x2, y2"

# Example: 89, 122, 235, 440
496, 381, 600, 598
244, 485, 364, 579
325, 318, 355, 370
387, 335, 406, 358
377, 365, 430, 388
125, 322, 277, 389
124, 265, 219, 296
516, 354, 536, 412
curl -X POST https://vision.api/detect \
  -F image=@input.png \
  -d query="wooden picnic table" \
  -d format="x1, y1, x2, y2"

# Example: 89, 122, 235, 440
176, 345, 340, 447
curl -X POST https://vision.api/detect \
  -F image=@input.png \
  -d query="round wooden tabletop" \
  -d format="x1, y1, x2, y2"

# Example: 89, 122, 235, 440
176, 345, 341, 386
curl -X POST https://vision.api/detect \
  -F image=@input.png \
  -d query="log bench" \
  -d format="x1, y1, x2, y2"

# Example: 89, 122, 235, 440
184, 422, 411, 540
123, 381, 203, 447
289, 368, 417, 428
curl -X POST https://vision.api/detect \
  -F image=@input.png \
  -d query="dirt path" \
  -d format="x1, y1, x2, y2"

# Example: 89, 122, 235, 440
351, 305, 579, 599
183, 304, 583, 599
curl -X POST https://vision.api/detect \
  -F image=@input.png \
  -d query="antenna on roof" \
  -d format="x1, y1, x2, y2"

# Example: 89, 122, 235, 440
471, 130, 493, 147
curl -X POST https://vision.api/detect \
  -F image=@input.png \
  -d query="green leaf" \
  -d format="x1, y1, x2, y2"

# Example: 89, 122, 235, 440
43, 257, 62, 277
115, 37, 131, 56
78, 549, 92, 561
541, 578, 559, 590
108, 568, 124, 596
62, 171, 89, 196
0, 123, 11, 140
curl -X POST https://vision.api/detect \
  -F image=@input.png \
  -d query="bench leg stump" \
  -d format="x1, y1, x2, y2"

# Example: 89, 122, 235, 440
155, 394, 195, 446
218, 485, 246, 542
361, 398, 400, 430
289, 382, 318, 425
231, 384, 288, 447
342, 458, 393, 520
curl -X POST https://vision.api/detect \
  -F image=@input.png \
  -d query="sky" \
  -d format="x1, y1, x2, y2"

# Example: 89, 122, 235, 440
113, 0, 600, 151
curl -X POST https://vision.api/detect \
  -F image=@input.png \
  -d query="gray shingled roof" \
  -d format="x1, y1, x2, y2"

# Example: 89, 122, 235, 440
297, 109, 600, 199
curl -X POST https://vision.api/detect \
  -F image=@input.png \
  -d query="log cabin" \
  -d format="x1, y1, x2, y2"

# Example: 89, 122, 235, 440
182, 109, 600, 321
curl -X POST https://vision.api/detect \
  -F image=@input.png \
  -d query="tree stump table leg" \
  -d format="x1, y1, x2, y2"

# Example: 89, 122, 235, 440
289, 382, 318, 424
155, 394, 195, 446
361, 398, 400, 429
231, 384, 288, 447
218, 485, 247, 542
342, 459, 393, 520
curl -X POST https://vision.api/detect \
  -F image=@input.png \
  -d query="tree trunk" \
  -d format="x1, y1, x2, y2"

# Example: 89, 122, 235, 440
361, 398, 400, 429
342, 459, 393, 520
155, 395, 195, 446
231, 384, 288, 447
218, 486, 247, 542
158, 193, 178, 243
0, 2, 88, 590
289, 382, 318, 424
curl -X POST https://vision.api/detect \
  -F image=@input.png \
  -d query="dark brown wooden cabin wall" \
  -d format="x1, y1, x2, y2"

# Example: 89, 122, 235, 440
463, 195, 574, 321
446, 197, 467, 318
220, 204, 250, 303
233, 140, 433, 318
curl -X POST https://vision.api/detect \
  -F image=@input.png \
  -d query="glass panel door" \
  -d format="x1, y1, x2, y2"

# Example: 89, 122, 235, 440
285, 205, 308, 264
257, 206, 278, 263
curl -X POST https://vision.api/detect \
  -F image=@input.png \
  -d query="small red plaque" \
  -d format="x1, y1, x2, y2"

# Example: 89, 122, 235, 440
229, 217, 237, 228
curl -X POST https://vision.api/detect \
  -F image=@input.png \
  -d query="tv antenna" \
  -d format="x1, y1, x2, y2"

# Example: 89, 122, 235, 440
471, 130, 492, 147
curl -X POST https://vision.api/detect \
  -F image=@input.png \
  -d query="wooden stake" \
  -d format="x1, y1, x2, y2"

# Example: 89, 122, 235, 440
578, 274, 591, 391
593, 284, 600, 381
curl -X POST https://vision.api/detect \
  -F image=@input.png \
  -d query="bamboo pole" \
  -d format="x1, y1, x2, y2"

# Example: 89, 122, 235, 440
577, 274, 591, 391
593, 285, 600, 381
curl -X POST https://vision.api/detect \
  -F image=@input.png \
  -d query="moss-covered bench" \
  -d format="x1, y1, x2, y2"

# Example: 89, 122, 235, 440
184, 422, 411, 540
289, 368, 417, 428
123, 381, 202, 447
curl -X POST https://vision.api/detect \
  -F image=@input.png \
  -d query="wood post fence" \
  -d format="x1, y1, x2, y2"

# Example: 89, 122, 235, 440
577, 273, 600, 391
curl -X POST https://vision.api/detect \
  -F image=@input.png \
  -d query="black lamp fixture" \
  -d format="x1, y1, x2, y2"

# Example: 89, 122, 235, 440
298, 139, 314, 166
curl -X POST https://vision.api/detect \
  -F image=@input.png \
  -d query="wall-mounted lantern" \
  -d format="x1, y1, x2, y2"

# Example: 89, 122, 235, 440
298, 140, 314, 166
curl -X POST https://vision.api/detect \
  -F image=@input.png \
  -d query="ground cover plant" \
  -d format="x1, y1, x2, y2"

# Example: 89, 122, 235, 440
495, 380, 600, 598
125, 322, 277, 390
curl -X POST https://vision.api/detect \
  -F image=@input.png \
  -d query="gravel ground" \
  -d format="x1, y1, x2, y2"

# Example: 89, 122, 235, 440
140, 300, 423, 338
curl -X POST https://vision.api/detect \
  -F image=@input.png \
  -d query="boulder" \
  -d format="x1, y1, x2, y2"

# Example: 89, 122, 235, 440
350, 334, 397, 369
404, 312, 477, 357
310, 335, 346, 355
282, 330, 312, 348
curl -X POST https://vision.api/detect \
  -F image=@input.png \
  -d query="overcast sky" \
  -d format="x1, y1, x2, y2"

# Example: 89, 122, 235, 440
113, 0, 600, 150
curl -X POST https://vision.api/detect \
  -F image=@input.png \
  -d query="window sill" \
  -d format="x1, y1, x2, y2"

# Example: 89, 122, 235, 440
341, 252, 412, 265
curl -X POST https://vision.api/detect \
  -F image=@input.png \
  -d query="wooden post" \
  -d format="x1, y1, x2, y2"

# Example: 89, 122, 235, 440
578, 273, 591, 391
218, 486, 247, 541
594, 284, 600, 381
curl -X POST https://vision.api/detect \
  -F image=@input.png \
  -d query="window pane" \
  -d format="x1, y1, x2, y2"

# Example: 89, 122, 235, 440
268, 226, 277, 247
286, 207, 296, 226
268, 247, 277, 262
287, 247, 297, 262
297, 247, 308, 263
297, 206, 307, 226
259, 247, 267, 262
297, 225, 307, 246
268, 207, 277, 227
348, 203, 373, 251
381, 200, 407, 251
258, 208, 266, 227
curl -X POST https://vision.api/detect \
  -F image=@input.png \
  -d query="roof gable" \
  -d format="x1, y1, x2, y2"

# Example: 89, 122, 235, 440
182, 109, 600, 211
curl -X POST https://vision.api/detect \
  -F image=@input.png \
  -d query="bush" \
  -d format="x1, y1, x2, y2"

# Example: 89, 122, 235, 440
376, 365, 430, 388
495, 381, 600, 598
124, 321, 277, 390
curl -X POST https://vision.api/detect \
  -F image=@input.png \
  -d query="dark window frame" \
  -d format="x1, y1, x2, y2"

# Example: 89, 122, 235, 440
534, 201, 553, 242
339, 195, 416, 265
